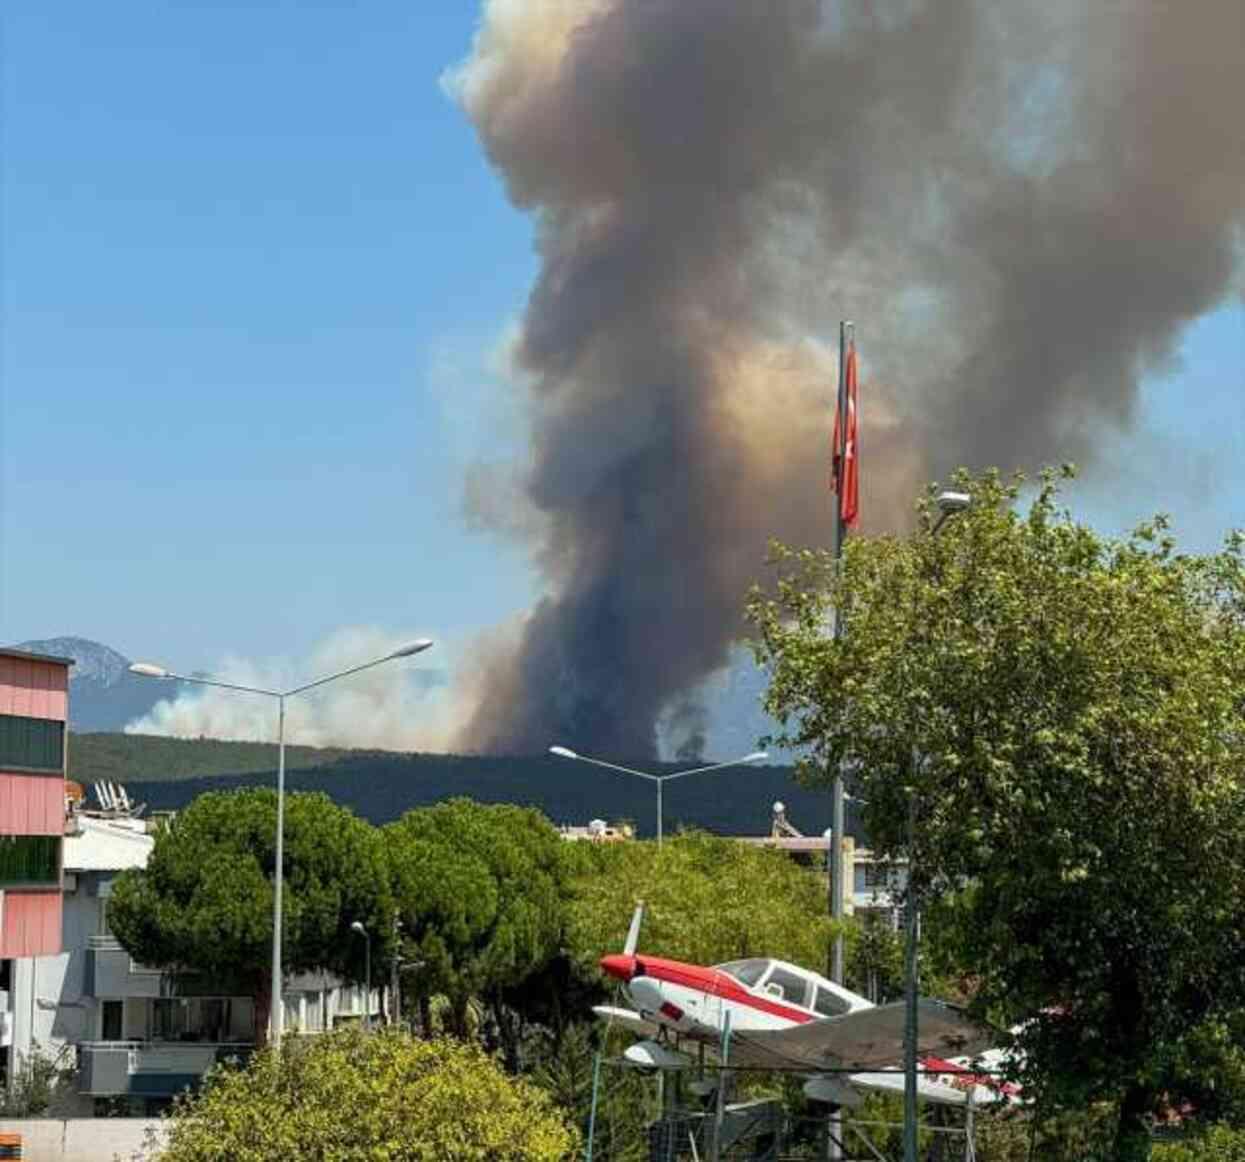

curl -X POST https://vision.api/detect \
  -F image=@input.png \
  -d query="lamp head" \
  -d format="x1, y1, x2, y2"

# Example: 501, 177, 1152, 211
350, 921, 367, 936
129, 662, 171, 679
935, 490, 972, 514
742, 751, 768, 763
549, 745, 579, 760
391, 639, 434, 658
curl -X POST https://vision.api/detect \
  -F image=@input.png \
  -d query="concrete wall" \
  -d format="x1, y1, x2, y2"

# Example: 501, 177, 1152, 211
89, 946, 162, 1001
0, 1119, 166, 1162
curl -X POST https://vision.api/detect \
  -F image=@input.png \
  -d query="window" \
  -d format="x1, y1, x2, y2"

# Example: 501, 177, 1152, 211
151, 999, 187, 1041
102, 1000, 123, 1041
813, 987, 850, 1018
283, 994, 302, 1033
0, 836, 59, 885
0, 715, 64, 771
717, 959, 769, 987
302, 992, 324, 1032
199, 999, 229, 1042
761, 965, 812, 1008
862, 863, 891, 890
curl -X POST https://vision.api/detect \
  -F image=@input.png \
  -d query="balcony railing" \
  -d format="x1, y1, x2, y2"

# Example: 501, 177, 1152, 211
79, 1040, 254, 1097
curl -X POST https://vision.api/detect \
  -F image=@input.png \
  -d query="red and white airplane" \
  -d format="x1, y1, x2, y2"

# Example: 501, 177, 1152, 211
595, 904, 1016, 1109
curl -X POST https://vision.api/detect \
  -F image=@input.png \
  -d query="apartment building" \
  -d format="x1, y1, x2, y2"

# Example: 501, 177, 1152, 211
14, 803, 376, 1115
0, 647, 73, 1086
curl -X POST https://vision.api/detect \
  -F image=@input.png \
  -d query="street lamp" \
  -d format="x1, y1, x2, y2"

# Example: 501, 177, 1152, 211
903, 489, 970, 1162
548, 747, 768, 846
130, 637, 433, 1050
351, 921, 372, 1031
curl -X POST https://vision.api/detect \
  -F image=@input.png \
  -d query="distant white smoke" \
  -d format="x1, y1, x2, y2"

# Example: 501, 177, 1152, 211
125, 627, 462, 752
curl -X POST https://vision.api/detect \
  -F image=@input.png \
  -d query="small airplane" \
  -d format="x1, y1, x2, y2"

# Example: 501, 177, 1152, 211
594, 903, 1016, 1109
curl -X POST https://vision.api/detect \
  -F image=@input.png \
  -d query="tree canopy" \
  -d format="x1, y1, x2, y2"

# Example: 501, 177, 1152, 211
564, 829, 835, 976
109, 788, 393, 1041
150, 1027, 578, 1162
748, 468, 1245, 1160
385, 800, 570, 1059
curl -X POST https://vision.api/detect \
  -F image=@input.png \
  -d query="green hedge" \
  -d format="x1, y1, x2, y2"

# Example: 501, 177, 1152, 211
1153, 1126, 1245, 1162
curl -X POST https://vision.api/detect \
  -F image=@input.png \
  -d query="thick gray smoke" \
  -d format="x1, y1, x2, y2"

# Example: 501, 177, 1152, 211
448, 0, 1245, 758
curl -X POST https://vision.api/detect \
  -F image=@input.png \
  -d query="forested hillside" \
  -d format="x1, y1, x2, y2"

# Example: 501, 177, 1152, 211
70, 732, 354, 781
67, 732, 858, 837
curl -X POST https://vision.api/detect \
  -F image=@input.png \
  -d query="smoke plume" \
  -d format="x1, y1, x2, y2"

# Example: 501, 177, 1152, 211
448, 0, 1243, 758
126, 628, 457, 751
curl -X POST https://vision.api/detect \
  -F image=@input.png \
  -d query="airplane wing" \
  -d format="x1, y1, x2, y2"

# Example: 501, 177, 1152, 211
847, 1069, 995, 1108
727, 999, 993, 1072
592, 1004, 660, 1037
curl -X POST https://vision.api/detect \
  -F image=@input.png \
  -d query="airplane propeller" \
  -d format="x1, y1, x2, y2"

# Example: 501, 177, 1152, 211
624, 900, 644, 957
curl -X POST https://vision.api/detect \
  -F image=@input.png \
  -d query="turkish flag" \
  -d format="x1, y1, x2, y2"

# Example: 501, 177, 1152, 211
831, 342, 860, 528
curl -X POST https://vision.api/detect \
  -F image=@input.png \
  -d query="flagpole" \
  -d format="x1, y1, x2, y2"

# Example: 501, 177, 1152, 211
829, 320, 853, 987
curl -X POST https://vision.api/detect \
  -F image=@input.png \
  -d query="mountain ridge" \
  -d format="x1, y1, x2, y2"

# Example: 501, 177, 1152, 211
14, 635, 189, 732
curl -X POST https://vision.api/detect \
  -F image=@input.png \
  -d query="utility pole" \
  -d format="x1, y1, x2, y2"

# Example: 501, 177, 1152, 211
828, 320, 853, 983
390, 913, 402, 1028
902, 772, 921, 1162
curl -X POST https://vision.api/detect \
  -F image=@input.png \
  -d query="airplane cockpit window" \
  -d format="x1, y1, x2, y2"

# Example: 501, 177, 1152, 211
717, 959, 769, 987
760, 964, 812, 1008
814, 985, 851, 1017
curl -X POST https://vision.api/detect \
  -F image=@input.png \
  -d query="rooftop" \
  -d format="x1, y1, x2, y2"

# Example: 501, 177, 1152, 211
0, 646, 75, 667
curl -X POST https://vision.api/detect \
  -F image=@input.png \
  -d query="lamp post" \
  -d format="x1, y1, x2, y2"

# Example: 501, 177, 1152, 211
548, 747, 768, 846
390, 913, 402, 1029
130, 637, 433, 1051
902, 489, 970, 1162
351, 920, 372, 1031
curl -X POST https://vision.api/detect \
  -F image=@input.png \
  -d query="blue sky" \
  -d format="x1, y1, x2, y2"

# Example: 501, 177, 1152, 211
1, 2, 539, 671
1, 2, 1242, 680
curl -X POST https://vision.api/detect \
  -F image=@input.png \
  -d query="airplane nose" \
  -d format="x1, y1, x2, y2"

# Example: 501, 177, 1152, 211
600, 954, 637, 981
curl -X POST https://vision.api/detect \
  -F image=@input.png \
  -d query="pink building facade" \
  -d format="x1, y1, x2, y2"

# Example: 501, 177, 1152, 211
0, 648, 71, 959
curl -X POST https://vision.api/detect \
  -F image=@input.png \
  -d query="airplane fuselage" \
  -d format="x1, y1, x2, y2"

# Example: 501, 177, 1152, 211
599, 952, 870, 1042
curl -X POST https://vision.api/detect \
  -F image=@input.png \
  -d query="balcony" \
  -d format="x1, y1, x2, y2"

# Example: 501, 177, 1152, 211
79, 1041, 253, 1097
84, 936, 163, 999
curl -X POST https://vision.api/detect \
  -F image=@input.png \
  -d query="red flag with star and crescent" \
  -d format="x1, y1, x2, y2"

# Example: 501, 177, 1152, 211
831, 340, 860, 528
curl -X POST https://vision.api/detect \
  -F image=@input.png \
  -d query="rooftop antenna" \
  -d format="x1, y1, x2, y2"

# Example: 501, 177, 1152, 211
771, 801, 804, 839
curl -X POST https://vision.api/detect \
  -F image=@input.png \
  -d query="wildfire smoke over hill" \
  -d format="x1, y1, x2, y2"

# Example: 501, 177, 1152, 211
443, 0, 1244, 759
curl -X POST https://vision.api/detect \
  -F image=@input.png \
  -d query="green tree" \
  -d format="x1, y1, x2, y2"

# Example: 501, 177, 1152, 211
847, 912, 904, 1004
109, 788, 393, 1043
149, 1027, 578, 1162
747, 468, 1245, 1161
386, 799, 568, 1068
564, 829, 835, 976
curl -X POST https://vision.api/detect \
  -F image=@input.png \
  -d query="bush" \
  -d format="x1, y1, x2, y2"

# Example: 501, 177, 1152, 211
0, 1042, 74, 1116
152, 1027, 579, 1161
1153, 1125, 1245, 1162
